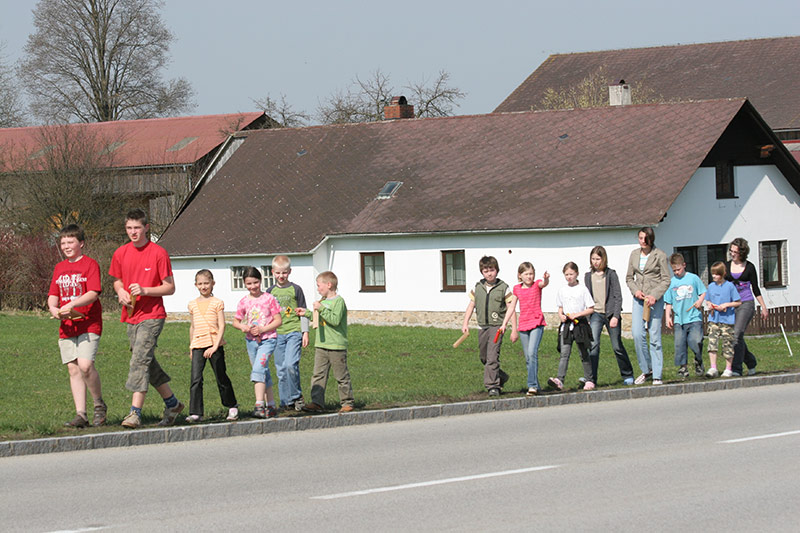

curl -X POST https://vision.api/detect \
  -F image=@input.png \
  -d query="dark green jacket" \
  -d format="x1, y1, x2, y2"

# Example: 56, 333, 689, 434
472, 279, 509, 327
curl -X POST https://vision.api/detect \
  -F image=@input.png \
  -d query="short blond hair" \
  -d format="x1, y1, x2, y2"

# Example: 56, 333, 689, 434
272, 255, 291, 270
317, 271, 338, 291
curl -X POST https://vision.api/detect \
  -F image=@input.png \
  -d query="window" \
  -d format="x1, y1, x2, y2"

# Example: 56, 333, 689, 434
675, 246, 698, 277
261, 265, 275, 289
715, 161, 736, 199
360, 252, 385, 292
760, 240, 787, 287
441, 250, 466, 291
231, 266, 247, 290
706, 244, 728, 278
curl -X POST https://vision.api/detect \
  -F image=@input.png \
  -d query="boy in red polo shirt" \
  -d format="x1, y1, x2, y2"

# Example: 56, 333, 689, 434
109, 209, 184, 429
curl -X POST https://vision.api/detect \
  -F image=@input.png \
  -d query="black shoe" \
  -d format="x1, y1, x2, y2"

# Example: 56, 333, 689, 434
488, 388, 500, 397
694, 361, 705, 377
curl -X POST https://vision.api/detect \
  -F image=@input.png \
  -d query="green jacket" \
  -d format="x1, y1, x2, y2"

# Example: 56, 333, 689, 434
315, 295, 348, 350
472, 279, 509, 327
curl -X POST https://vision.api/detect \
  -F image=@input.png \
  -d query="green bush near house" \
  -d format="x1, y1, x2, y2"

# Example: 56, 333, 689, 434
1, 311, 798, 441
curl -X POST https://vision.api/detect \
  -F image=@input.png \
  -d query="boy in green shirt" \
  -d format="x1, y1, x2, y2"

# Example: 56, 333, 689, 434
297, 271, 354, 413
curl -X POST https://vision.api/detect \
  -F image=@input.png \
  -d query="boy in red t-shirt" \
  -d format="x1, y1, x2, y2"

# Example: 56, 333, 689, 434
109, 209, 183, 429
47, 224, 106, 428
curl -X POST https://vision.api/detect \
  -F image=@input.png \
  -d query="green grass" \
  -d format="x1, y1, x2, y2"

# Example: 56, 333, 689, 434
1, 311, 798, 440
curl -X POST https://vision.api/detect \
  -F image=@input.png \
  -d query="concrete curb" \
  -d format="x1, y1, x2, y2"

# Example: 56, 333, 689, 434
3, 372, 799, 458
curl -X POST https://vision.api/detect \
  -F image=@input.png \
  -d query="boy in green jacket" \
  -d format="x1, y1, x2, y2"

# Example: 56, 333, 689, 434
297, 271, 353, 413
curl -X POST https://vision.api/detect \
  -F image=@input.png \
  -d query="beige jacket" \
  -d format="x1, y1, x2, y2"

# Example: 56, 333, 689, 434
625, 246, 671, 301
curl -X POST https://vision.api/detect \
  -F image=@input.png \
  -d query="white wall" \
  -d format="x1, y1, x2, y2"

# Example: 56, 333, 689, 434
166, 164, 800, 315
658, 165, 800, 308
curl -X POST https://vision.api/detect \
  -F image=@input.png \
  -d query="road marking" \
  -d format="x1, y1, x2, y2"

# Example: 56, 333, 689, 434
720, 429, 800, 444
47, 528, 109, 533
311, 465, 561, 500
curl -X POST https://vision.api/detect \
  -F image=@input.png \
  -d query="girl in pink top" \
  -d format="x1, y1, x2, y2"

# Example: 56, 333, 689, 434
232, 267, 282, 418
500, 262, 550, 395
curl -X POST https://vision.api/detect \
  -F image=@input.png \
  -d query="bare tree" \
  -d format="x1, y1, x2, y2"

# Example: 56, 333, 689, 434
5, 125, 125, 237
407, 70, 466, 118
251, 93, 310, 128
19, 0, 195, 123
317, 69, 465, 124
0, 43, 26, 127
534, 66, 666, 110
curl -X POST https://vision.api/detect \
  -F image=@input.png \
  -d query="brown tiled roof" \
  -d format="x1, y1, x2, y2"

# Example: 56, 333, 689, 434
159, 98, 796, 257
494, 37, 800, 130
0, 112, 266, 172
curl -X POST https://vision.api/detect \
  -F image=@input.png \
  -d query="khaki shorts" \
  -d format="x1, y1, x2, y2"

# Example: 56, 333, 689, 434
707, 322, 734, 361
125, 319, 170, 392
58, 333, 100, 364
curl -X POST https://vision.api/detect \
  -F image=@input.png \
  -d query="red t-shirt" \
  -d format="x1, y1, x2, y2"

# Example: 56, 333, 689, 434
108, 241, 173, 324
48, 255, 103, 338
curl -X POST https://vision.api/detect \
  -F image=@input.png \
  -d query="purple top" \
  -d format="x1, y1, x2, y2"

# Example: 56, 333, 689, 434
730, 271, 754, 302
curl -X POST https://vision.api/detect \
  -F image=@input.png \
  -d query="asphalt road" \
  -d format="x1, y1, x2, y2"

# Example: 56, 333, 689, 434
2, 383, 799, 532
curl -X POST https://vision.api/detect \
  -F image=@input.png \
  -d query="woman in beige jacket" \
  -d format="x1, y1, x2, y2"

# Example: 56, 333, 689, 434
626, 227, 672, 385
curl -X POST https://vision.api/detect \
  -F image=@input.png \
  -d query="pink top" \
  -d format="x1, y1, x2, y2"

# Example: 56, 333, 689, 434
235, 292, 281, 341
514, 281, 546, 331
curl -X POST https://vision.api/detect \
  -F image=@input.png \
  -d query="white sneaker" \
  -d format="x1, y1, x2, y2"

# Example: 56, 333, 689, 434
653, 379, 663, 385
226, 407, 239, 421
721, 369, 735, 378
705, 368, 719, 378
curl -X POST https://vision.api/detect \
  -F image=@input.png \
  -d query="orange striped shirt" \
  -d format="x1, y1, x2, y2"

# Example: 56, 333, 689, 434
188, 297, 225, 349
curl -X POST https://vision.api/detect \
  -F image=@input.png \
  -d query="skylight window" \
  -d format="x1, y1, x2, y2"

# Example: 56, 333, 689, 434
377, 181, 402, 199
167, 137, 198, 151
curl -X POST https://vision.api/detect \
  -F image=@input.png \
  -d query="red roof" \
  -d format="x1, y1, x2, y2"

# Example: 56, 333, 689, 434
0, 112, 265, 172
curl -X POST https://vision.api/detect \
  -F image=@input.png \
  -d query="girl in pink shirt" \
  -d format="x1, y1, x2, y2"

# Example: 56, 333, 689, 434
500, 262, 549, 395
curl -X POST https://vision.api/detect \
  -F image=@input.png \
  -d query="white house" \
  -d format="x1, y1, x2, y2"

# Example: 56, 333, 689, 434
159, 98, 800, 327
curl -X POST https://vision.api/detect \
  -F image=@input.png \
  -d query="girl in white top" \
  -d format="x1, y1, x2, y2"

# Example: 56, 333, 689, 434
548, 262, 596, 391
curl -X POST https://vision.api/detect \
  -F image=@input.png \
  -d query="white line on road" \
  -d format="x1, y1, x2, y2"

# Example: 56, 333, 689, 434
719, 429, 800, 444
311, 465, 562, 500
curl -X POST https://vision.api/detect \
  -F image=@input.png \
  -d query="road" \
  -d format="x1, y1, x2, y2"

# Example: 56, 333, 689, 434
2, 383, 799, 532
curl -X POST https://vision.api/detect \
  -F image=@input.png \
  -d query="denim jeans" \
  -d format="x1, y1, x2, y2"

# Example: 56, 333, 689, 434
732, 299, 758, 374
588, 312, 634, 382
518, 327, 543, 390
246, 337, 276, 386
673, 321, 704, 367
273, 331, 303, 406
631, 297, 664, 379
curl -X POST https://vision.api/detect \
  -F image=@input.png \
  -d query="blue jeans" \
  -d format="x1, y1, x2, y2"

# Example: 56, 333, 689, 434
631, 297, 664, 379
518, 327, 543, 390
673, 321, 704, 367
246, 337, 276, 386
588, 312, 634, 382
273, 331, 303, 406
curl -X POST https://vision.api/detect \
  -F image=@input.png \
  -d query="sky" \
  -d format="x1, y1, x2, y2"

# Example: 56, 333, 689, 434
2, 0, 800, 123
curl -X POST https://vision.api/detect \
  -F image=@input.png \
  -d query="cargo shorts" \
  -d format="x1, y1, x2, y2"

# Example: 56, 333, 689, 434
125, 318, 171, 392
707, 322, 734, 361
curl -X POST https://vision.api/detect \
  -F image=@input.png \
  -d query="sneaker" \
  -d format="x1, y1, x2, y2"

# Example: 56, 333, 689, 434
583, 381, 596, 391
731, 371, 741, 377
747, 368, 757, 376
677, 365, 689, 378
653, 379, 663, 385
157, 401, 185, 427
303, 402, 324, 412
226, 407, 239, 421
499, 370, 509, 389
705, 368, 719, 378
526, 387, 538, 397
721, 369, 735, 378
253, 405, 267, 418
634, 373, 651, 385
64, 414, 88, 428
93, 401, 107, 426
695, 361, 705, 377
266, 406, 278, 418
293, 397, 306, 412
185, 414, 202, 423
488, 388, 500, 397
578, 377, 587, 389
547, 377, 563, 391
623, 377, 634, 386
339, 404, 354, 413
121, 411, 141, 429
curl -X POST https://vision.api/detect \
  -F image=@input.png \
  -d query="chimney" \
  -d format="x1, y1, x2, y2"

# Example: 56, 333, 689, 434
608, 79, 631, 106
384, 96, 415, 120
